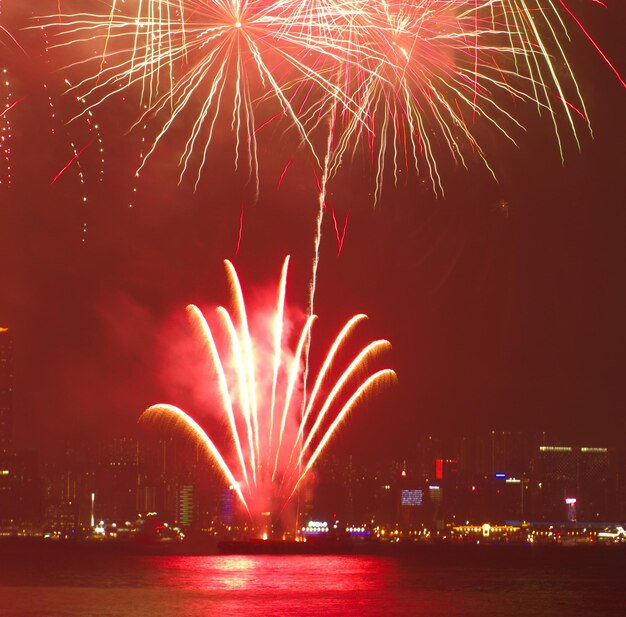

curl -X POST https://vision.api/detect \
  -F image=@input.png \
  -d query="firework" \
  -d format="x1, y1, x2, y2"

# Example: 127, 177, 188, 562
0, 68, 16, 188
0, 7, 24, 190
40, 1, 623, 197
43, 0, 339, 196
318, 0, 614, 199
140, 256, 396, 527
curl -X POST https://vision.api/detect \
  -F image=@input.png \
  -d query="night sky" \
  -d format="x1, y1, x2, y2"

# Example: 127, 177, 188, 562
0, 2, 624, 458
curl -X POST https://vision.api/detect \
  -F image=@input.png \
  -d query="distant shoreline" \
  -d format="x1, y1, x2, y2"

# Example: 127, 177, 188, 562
2, 536, 626, 562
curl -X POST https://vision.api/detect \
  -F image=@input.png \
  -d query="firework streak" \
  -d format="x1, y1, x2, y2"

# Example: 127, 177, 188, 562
40, 1, 623, 197
140, 256, 396, 523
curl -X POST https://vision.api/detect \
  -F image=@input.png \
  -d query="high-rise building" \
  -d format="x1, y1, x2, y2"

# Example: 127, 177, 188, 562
0, 327, 13, 450
95, 437, 140, 523
0, 449, 43, 528
531, 445, 618, 521
176, 484, 194, 528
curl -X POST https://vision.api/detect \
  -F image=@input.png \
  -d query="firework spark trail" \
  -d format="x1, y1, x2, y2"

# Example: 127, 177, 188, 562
277, 158, 293, 189
1, 16, 29, 190
50, 139, 92, 184
288, 368, 398, 501
0, 23, 28, 57
40, 1, 623, 196
224, 259, 261, 475
296, 116, 335, 522
285, 313, 366, 471
268, 256, 290, 461
141, 257, 395, 522
39, 28, 98, 239
0, 70, 16, 188
271, 313, 316, 481
556, 0, 625, 89
331, 205, 349, 255
308, 119, 334, 320
296, 339, 392, 463
141, 403, 250, 512
235, 203, 244, 255
187, 304, 250, 490
216, 306, 258, 486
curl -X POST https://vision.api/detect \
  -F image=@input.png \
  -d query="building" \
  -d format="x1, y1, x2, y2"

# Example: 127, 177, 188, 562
176, 484, 194, 528
43, 441, 95, 530
0, 449, 43, 529
94, 437, 140, 524
0, 328, 45, 531
530, 445, 619, 521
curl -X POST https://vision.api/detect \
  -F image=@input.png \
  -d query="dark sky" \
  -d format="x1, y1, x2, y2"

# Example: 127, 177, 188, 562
0, 2, 625, 457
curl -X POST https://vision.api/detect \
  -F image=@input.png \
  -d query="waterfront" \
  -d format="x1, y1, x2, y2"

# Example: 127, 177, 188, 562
1, 546, 625, 617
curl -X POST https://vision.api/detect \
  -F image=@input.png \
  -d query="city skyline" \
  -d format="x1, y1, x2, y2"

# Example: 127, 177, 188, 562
2, 425, 624, 533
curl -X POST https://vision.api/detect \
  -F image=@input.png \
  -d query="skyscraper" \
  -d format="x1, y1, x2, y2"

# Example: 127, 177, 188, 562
531, 445, 618, 521
0, 327, 13, 450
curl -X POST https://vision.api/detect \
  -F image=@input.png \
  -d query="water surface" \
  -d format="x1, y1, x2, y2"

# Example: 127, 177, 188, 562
1, 545, 624, 617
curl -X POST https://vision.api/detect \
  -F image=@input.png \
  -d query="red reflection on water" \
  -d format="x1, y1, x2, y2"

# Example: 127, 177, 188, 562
139, 554, 463, 616
8, 549, 621, 617
155, 554, 394, 593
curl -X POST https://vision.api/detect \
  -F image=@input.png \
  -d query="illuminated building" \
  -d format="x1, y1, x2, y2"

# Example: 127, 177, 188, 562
400, 489, 423, 507
531, 445, 618, 521
218, 487, 235, 526
396, 465, 425, 528
565, 497, 577, 522
42, 434, 212, 529
0, 327, 13, 450
176, 484, 194, 528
